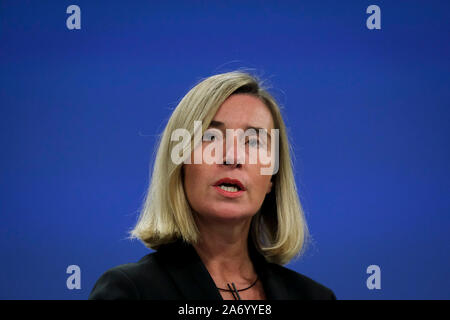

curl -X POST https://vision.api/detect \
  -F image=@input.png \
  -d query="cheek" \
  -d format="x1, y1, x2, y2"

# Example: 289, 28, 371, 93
183, 164, 210, 207
251, 170, 273, 198
183, 164, 199, 192
183, 165, 197, 208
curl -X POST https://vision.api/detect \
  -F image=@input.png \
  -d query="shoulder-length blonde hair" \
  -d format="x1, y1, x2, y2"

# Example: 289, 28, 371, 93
130, 71, 308, 265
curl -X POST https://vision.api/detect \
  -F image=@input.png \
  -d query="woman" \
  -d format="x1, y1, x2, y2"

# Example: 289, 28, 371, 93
89, 71, 336, 300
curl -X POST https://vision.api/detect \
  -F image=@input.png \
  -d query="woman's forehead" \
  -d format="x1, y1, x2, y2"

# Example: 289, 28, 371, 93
211, 94, 274, 130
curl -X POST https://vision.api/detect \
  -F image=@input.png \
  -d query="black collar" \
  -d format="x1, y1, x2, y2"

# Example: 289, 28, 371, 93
155, 238, 289, 300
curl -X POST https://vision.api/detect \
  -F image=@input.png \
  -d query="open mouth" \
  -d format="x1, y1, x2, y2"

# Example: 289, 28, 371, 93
213, 178, 246, 194
217, 183, 241, 192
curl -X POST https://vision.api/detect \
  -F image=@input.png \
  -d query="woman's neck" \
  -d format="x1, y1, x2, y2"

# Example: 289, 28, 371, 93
192, 215, 256, 284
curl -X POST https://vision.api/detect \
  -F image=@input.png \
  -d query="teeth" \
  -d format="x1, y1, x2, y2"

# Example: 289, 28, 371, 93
219, 185, 239, 192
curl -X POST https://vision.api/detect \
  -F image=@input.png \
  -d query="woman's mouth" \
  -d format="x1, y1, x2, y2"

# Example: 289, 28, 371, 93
213, 178, 246, 198
217, 184, 240, 192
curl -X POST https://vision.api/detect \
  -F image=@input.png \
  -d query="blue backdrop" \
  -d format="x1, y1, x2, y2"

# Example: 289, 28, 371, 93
1, 0, 449, 299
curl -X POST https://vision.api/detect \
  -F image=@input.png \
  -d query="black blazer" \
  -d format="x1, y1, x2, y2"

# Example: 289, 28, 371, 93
89, 239, 336, 300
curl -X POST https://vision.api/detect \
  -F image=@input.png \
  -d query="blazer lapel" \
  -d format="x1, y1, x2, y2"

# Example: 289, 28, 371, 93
257, 264, 290, 299
157, 238, 292, 300
248, 240, 290, 300
157, 240, 223, 300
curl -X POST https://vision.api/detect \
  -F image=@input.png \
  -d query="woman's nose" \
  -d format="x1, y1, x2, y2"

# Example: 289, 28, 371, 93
223, 133, 245, 166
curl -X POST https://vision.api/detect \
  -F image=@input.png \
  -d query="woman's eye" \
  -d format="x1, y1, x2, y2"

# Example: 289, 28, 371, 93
247, 138, 259, 147
203, 130, 219, 141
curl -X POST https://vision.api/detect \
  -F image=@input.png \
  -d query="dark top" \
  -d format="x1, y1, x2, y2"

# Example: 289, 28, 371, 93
89, 239, 336, 300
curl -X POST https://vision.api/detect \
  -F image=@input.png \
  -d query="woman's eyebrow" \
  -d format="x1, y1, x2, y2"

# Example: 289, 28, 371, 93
208, 120, 225, 128
209, 120, 269, 132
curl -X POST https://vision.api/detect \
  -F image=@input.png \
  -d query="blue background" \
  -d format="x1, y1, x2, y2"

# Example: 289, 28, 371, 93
1, 0, 449, 299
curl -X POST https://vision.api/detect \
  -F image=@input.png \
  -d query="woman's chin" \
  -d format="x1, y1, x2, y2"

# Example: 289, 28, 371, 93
199, 207, 255, 222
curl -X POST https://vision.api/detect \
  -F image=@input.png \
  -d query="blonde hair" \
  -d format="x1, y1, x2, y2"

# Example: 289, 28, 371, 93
130, 71, 309, 265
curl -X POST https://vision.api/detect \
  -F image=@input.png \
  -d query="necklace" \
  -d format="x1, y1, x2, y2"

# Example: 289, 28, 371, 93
216, 276, 259, 300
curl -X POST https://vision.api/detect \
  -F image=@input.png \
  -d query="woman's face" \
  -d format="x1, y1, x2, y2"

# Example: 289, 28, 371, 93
183, 94, 274, 222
